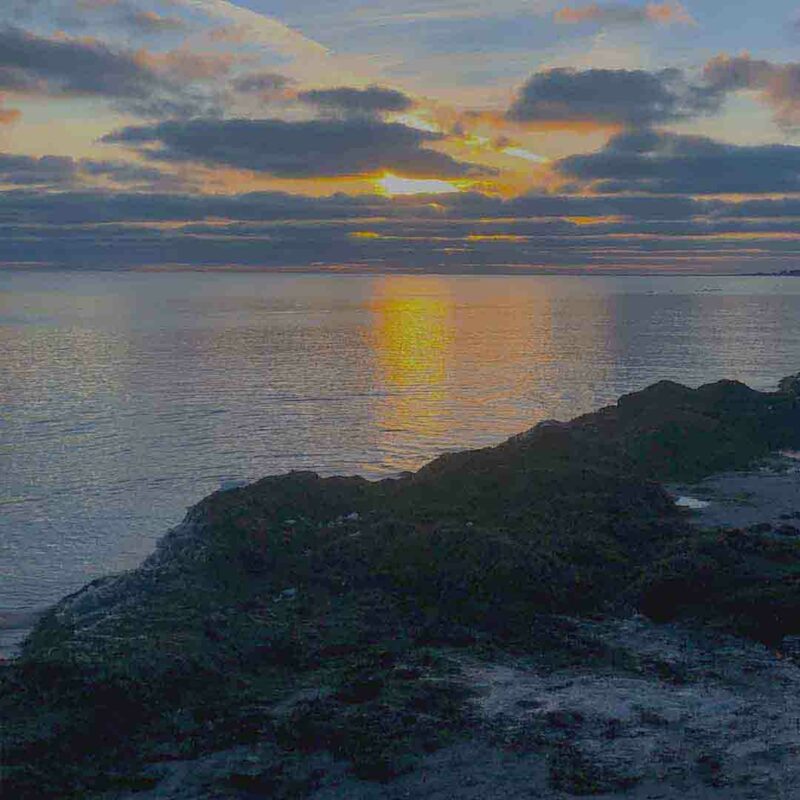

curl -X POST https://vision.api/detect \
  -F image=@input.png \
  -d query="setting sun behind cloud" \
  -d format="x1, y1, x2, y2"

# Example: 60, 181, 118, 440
377, 173, 462, 196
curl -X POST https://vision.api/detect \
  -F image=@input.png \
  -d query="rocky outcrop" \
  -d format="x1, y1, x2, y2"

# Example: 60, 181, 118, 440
779, 373, 800, 397
2, 373, 799, 799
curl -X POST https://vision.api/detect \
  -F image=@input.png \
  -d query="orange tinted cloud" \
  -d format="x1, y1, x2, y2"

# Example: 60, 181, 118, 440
0, 97, 20, 124
130, 11, 187, 33
646, 1, 694, 24
565, 215, 625, 225
467, 109, 617, 134
555, 2, 694, 26
134, 47, 237, 81
703, 54, 800, 130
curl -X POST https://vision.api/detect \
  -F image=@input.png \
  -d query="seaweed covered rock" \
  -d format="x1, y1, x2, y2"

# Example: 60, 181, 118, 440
639, 528, 800, 644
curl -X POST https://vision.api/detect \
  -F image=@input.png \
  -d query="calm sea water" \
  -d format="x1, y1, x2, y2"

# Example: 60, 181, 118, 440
2, 270, 799, 626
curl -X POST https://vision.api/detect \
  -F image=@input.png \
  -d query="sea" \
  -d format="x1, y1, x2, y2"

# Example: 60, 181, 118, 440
2, 270, 799, 653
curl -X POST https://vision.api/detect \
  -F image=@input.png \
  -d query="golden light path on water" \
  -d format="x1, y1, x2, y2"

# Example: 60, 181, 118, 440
369, 276, 453, 445
367, 275, 568, 461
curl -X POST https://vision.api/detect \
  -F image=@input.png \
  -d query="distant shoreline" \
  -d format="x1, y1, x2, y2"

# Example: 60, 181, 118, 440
1, 263, 797, 277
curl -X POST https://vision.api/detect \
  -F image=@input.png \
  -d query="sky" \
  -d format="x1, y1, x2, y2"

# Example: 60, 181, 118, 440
3, 1, 800, 272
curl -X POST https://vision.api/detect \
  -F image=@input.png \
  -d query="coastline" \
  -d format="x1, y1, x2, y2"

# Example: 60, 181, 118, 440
3, 372, 799, 799
0, 610, 45, 661
2, 451, 798, 662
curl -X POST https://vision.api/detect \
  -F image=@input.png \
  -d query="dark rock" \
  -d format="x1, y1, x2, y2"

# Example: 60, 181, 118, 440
778, 374, 800, 397
548, 742, 640, 795
749, 522, 773, 533
696, 752, 726, 787
546, 709, 585, 730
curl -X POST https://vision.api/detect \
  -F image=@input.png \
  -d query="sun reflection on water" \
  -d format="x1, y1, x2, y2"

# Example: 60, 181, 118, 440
369, 276, 454, 448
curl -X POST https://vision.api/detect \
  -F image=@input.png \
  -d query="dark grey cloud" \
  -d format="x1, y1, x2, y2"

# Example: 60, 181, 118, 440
706, 197, 800, 218
557, 129, 800, 194
0, 188, 798, 273
78, 159, 164, 183
0, 25, 218, 117
297, 85, 414, 116
0, 190, 392, 225
0, 152, 176, 188
508, 68, 721, 127
79, 159, 180, 186
0, 153, 78, 185
703, 54, 800, 129
504, 193, 699, 219
102, 118, 492, 178
0, 25, 161, 97
0, 189, 705, 225
124, 10, 187, 34
232, 72, 293, 96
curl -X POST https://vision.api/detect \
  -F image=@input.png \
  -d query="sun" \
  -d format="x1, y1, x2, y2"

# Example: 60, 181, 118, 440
377, 173, 461, 196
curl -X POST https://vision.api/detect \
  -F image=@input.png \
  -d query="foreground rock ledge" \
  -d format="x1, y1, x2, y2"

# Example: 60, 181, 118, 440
2, 374, 799, 799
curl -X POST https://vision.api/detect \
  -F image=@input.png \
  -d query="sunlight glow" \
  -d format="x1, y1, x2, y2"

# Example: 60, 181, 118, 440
466, 234, 528, 242
377, 173, 461, 196
391, 113, 443, 133
501, 146, 548, 163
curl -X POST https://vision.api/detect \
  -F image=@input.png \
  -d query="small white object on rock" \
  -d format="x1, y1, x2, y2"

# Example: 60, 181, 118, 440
344, 512, 360, 522
675, 496, 711, 510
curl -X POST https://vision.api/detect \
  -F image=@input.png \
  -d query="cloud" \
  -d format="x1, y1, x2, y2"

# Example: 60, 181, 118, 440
507, 68, 720, 127
102, 118, 493, 179
2, 188, 800, 273
554, 2, 694, 26
135, 48, 236, 82
124, 10, 187, 33
0, 26, 223, 117
16, 1, 189, 37
297, 85, 414, 117
0, 26, 164, 98
705, 197, 800, 218
75, 0, 119, 8
0, 99, 20, 124
514, 54, 800, 133
703, 54, 800, 130
0, 153, 78, 186
232, 72, 294, 96
0, 151, 178, 188
79, 159, 178, 185
0, 187, 708, 225
171, 0, 329, 60
557, 128, 800, 194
